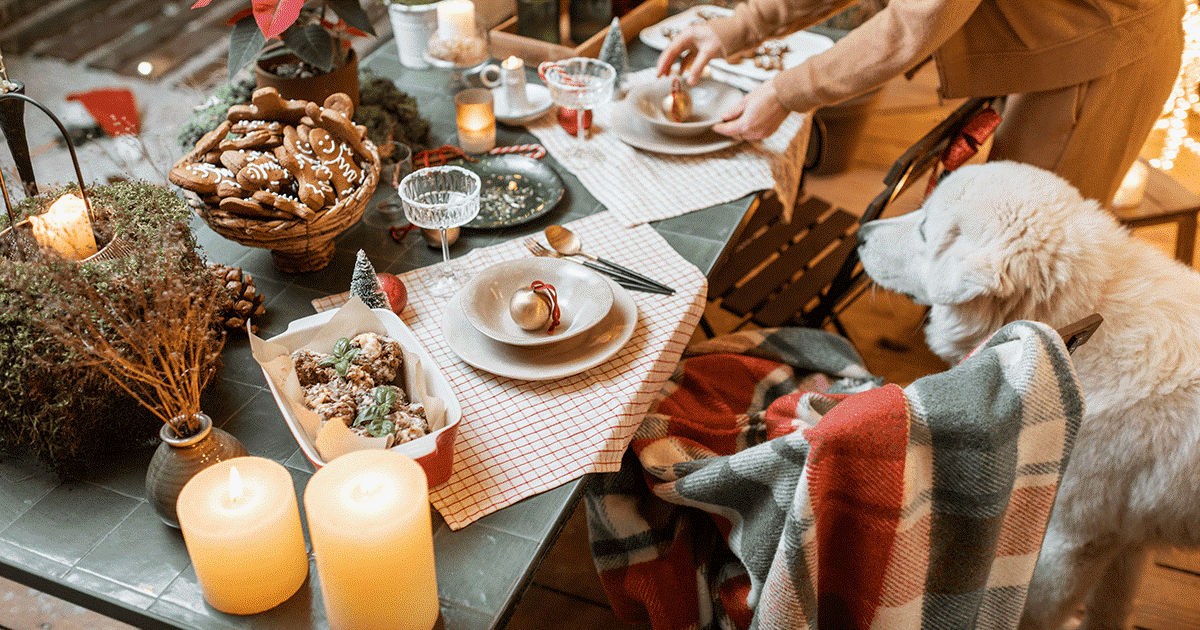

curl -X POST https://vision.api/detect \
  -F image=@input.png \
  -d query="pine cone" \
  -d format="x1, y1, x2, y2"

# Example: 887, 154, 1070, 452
209, 263, 267, 333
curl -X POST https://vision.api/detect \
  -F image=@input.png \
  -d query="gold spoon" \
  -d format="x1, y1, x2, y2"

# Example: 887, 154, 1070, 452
544, 225, 675, 293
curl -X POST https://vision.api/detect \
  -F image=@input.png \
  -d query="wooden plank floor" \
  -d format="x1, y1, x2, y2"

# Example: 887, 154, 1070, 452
2, 10, 1200, 628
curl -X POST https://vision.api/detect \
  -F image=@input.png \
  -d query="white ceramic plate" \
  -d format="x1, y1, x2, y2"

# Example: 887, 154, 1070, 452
460, 257, 614, 346
609, 98, 739, 155
709, 30, 835, 82
442, 276, 637, 381
494, 83, 554, 125
638, 5, 734, 50
629, 77, 745, 138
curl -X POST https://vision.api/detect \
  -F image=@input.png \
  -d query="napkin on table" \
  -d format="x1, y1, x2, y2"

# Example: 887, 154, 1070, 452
525, 68, 810, 226
314, 211, 707, 529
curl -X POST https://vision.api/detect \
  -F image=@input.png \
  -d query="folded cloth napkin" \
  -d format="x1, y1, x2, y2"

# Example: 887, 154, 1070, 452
587, 322, 1084, 630
526, 68, 810, 227
323, 211, 708, 529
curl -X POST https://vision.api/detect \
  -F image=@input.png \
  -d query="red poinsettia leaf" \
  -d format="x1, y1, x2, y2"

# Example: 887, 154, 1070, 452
191, 0, 214, 8
226, 8, 254, 26
343, 25, 370, 38
251, 0, 305, 39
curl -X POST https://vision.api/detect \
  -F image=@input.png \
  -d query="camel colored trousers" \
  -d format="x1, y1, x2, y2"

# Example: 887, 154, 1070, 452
988, 28, 1183, 205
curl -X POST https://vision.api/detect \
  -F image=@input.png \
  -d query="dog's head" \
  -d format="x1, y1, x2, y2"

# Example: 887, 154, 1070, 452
858, 161, 1122, 337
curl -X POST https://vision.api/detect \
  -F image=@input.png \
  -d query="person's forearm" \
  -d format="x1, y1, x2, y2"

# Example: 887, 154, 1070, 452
772, 0, 982, 113
708, 0, 857, 58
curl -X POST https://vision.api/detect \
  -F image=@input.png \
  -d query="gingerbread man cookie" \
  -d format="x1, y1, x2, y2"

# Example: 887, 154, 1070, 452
227, 87, 308, 124
219, 196, 293, 219
182, 120, 231, 163
235, 152, 291, 193
308, 128, 363, 196
169, 162, 237, 195
252, 190, 315, 221
274, 142, 333, 212
316, 108, 371, 163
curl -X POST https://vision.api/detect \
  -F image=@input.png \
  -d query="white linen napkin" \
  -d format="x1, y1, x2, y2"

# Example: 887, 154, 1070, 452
526, 68, 810, 226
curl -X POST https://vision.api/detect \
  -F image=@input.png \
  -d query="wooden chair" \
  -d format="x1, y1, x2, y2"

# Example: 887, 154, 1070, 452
702, 97, 999, 339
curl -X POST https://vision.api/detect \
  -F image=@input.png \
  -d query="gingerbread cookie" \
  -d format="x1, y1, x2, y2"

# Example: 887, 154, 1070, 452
235, 152, 291, 193
219, 196, 293, 219
169, 162, 236, 195
182, 120, 231, 163
323, 92, 354, 117
316, 108, 371, 163
219, 128, 282, 152
308, 128, 363, 196
231, 119, 283, 135
252, 190, 315, 220
227, 87, 308, 124
274, 143, 333, 212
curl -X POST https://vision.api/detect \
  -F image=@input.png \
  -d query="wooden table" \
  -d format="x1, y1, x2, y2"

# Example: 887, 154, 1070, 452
1110, 160, 1200, 265
0, 40, 763, 630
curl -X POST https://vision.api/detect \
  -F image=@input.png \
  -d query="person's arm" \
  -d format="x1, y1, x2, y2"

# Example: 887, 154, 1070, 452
757, 0, 983, 113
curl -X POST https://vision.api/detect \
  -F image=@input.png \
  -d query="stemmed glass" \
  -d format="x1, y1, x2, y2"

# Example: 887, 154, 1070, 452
538, 57, 616, 168
398, 166, 481, 297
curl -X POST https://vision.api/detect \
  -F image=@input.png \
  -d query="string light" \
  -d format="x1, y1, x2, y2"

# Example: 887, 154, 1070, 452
1150, 0, 1200, 171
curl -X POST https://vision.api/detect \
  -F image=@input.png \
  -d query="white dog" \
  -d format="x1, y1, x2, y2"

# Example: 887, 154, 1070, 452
857, 160, 1200, 630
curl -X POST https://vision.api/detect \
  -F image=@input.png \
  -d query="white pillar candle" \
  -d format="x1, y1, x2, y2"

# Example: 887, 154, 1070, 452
436, 0, 476, 40
305, 450, 438, 630
176, 457, 308, 615
502, 56, 528, 111
456, 87, 496, 154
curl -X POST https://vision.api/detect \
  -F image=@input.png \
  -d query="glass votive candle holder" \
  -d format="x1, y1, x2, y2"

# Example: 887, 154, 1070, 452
455, 88, 496, 154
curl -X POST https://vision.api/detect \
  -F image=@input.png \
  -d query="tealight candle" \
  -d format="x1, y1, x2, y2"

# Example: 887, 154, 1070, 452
456, 88, 496, 154
305, 449, 438, 630
501, 56, 528, 111
176, 457, 308, 615
436, 0, 475, 40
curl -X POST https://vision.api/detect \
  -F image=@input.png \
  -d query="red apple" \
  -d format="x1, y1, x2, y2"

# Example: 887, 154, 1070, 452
376, 273, 408, 314
557, 107, 593, 135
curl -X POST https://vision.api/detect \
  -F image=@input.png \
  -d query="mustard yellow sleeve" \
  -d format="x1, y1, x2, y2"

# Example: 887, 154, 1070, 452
710, 0, 983, 113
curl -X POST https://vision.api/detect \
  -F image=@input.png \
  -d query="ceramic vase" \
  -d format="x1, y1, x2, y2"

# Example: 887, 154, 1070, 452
145, 413, 248, 528
388, 2, 442, 69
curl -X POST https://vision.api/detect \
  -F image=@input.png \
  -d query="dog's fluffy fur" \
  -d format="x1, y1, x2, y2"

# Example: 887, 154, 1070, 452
858, 161, 1200, 630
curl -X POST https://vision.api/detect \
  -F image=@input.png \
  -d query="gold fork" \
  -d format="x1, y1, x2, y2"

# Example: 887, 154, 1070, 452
523, 237, 561, 258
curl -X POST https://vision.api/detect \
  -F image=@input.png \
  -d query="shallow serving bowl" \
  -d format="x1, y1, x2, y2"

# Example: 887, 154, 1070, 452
630, 77, 744, 138
251, 302, 462, 488
461, 257, 614, 347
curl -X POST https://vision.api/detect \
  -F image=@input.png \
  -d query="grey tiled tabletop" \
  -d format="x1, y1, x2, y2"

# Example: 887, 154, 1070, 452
0, 40, 759, 630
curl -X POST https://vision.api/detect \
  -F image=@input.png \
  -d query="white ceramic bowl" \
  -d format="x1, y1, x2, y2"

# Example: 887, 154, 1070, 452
461, 258, 614, 346
630, 77, 744, 138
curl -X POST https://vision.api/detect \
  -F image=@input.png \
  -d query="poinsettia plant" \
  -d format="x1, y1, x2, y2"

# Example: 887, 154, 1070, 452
193, 0, 377, 78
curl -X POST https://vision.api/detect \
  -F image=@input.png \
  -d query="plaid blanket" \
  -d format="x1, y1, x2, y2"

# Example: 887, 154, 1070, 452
586, 322, 1083, 630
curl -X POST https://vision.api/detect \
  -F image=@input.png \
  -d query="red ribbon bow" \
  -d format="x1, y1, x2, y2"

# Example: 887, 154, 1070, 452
925, 107, 1002, 196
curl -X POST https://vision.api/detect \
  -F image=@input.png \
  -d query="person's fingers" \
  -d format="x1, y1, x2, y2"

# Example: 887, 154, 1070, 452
686, 48, 719, 85
656, 33, 694, 77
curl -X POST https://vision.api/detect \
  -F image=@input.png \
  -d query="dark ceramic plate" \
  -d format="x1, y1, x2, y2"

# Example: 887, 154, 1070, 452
461, 154, 564, 229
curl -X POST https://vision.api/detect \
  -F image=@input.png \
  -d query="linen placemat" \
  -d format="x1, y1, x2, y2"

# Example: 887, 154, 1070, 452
525, 68, 810, 227
314, 211, 707, 529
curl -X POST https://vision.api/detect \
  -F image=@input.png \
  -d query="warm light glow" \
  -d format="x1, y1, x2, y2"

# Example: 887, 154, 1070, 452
228, 465, 243, 502
28, 193, 98, 261
137, 61, 153, 76
1151, 0, 1200, 171
358, 473, 381, 496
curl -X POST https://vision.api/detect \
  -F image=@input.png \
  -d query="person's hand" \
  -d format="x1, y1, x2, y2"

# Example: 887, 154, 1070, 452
712, 80, 790, 141
655, 24, 724, 85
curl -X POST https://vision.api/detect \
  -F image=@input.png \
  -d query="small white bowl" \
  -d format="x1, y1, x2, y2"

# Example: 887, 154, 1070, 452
461, 258, 614, 346
630, 77, 744, 138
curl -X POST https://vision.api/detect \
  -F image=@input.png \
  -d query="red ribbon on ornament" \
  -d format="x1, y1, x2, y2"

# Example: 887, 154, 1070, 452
530, 280, 561, 333
925, 107, 1002, 196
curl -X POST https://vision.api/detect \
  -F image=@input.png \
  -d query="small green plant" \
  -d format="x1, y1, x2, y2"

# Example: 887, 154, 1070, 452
192, 0, 377, 79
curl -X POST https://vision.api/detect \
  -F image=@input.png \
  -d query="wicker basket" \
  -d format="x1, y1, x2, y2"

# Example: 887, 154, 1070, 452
180, 141, 380, 273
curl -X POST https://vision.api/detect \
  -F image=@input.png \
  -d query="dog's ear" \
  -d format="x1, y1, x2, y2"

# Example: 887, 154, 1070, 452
926, 251, 1008, 304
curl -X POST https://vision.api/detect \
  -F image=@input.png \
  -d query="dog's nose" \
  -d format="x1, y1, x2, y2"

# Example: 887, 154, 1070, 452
855, 221, 874, 247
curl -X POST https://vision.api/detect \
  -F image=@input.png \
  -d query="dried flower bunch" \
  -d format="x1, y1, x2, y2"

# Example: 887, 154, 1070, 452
0, 182, 225, 472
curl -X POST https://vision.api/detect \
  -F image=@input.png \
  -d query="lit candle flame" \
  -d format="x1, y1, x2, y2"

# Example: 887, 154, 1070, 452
358, 474, 381, 496
229, 465, 244, 503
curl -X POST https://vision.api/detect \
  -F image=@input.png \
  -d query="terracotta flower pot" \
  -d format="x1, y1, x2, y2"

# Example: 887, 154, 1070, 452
145, 413, 248, 528
255, 48, 360, 107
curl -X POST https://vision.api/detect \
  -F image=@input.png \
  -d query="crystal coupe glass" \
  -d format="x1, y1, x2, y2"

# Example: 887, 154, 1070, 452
538, 57, 616, 168
398, 166, 482, 297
